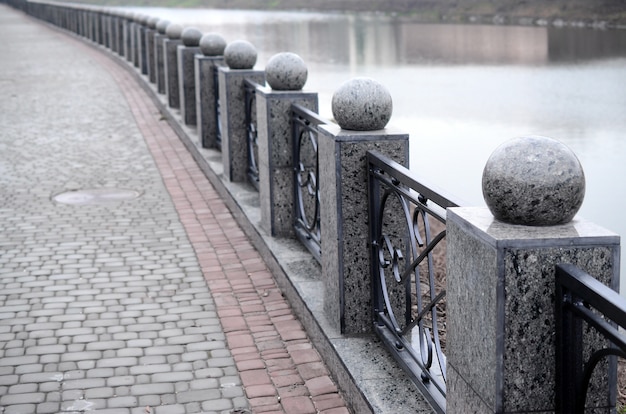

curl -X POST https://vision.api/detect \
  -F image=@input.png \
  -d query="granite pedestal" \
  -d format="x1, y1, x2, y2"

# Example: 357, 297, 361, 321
195, 55, 223, 149
177, 45, 201, 126
164, 38, 183, 109
218, 67, 265, 182
446, 207, 620, 413
146, 28, 156, 83
123, 20, 132, 62
138, 24, 148, 75
116, 15, 125, 56
103, 13, 111, 49
318, 124, 409, 334
154, 33, 167, 93
257, 87, 318, 237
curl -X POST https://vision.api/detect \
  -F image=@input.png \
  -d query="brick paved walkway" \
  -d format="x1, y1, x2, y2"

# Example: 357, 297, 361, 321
0, 5, 348, 414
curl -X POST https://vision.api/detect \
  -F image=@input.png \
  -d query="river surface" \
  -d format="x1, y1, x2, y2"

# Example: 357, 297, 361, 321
126, 7, 626, 290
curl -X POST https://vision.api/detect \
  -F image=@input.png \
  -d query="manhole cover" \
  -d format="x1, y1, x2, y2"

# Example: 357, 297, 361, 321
53, 188, 141, 205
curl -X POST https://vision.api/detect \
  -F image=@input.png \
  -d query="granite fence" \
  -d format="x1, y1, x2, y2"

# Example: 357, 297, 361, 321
7, 1, 625, 412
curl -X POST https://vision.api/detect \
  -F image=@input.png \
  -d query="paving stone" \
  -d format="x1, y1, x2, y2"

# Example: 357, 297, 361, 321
131, 383, 175, 395
0, 392, 46, 405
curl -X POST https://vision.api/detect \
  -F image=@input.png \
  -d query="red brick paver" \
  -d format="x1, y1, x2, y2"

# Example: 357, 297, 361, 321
77, 34, 350, 414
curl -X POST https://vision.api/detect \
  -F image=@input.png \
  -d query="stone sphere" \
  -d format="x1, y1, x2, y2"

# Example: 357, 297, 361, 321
147, 16, 160, 29
265, 52, 308, 91
165, 23, 183, 40
200, 33, 227, 56
331, 77, 393, 131
182, 27, 203, 47
224, 40, 257, 70
482, 135, 586, 226
156, 19, 170, 34
135, 14, 147, 24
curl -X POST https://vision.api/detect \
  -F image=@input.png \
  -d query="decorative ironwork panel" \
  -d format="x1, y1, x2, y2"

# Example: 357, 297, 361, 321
291, 104, 326, 263
555, 264, 624, 414
213, 65, 222, 151
244, 79, 261, 190
367, 150, 460, 413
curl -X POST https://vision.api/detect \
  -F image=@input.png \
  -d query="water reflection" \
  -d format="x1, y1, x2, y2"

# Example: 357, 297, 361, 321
127, 8, 626, 66
548, 27, 626, 62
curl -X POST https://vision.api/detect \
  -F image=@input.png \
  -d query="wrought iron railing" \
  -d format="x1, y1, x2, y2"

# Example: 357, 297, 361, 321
213, 64, 222, 151
367, 150, 460, 413
244, 78, 262, 190
555, 263, 624, 414
291, 104, 326, 263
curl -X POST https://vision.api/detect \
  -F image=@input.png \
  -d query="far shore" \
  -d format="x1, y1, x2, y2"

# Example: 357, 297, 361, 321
70, 0, 626, 29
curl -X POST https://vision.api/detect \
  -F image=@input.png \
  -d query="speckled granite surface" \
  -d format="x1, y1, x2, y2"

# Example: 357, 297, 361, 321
318, 124, 409, 334
446, 207, 619, 413
194, 55, 223, 149
217, 68, 265, 182
177, 45, 201, 125
257, 88, 318, 237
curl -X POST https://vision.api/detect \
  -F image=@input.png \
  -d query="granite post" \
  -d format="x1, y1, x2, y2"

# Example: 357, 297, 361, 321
97, 9, 104, 45
146, 17, 159, 84
137, 15, 149, 75
85, 9, 92, 39
123, 13, 133, 62
79, 9, 87, 38
446, 136, 619, 413
164, 23, 183, 109
104, 10, 113, 50
177, 27, 202, 126
195, 33, 226, 149
154, 19, 170, 94
116, 12, 125, 56
218, 40, 265, 182
319, 77, 407, 334
88, 9, 96, 42
133, 14, 145, 70
256, 52, 317, 237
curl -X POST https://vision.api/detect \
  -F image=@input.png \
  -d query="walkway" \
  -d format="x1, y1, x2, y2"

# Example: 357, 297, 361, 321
0, 5, 348, 414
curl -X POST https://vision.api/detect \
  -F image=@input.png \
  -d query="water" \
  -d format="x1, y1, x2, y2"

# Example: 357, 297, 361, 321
126, 7, 626, 290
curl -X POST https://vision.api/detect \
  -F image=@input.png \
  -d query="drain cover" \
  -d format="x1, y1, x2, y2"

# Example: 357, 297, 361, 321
53, 188, 141, 205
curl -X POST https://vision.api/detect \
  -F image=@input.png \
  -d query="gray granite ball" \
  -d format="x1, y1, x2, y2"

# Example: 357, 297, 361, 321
265, 52, 308, 91
181, 27, 203, 47
200, 33, 227, 56
331, 77, 393, 131
165, 23, 183, 40
135, 14, 148, 24
482, 135, 585, 226
147, 16, 160, 30
156, 19, 170, 34
224, 40, 257, 70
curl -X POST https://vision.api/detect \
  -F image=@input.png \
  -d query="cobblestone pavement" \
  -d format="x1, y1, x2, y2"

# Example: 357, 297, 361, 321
0, 5, 349, 414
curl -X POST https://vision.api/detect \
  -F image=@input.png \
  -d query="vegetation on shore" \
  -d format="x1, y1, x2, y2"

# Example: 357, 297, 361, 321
67, 0, 626, 27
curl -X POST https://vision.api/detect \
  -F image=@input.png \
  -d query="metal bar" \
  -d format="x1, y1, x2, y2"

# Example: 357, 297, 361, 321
557, 263, 626, 328
367, 150, 462, 211
213, 64, 222, 150
244, 79, 261, 190
366, 150, 464, 413
291, 103, 327, 263
555, 264, 625, 413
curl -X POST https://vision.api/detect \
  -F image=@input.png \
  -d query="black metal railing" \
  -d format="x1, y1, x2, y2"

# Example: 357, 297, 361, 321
367, 150, 460, 413
555, 263, 625, 414
244, 78, 262, 190
213, 64, 222, 151
291, 104, 326, 263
